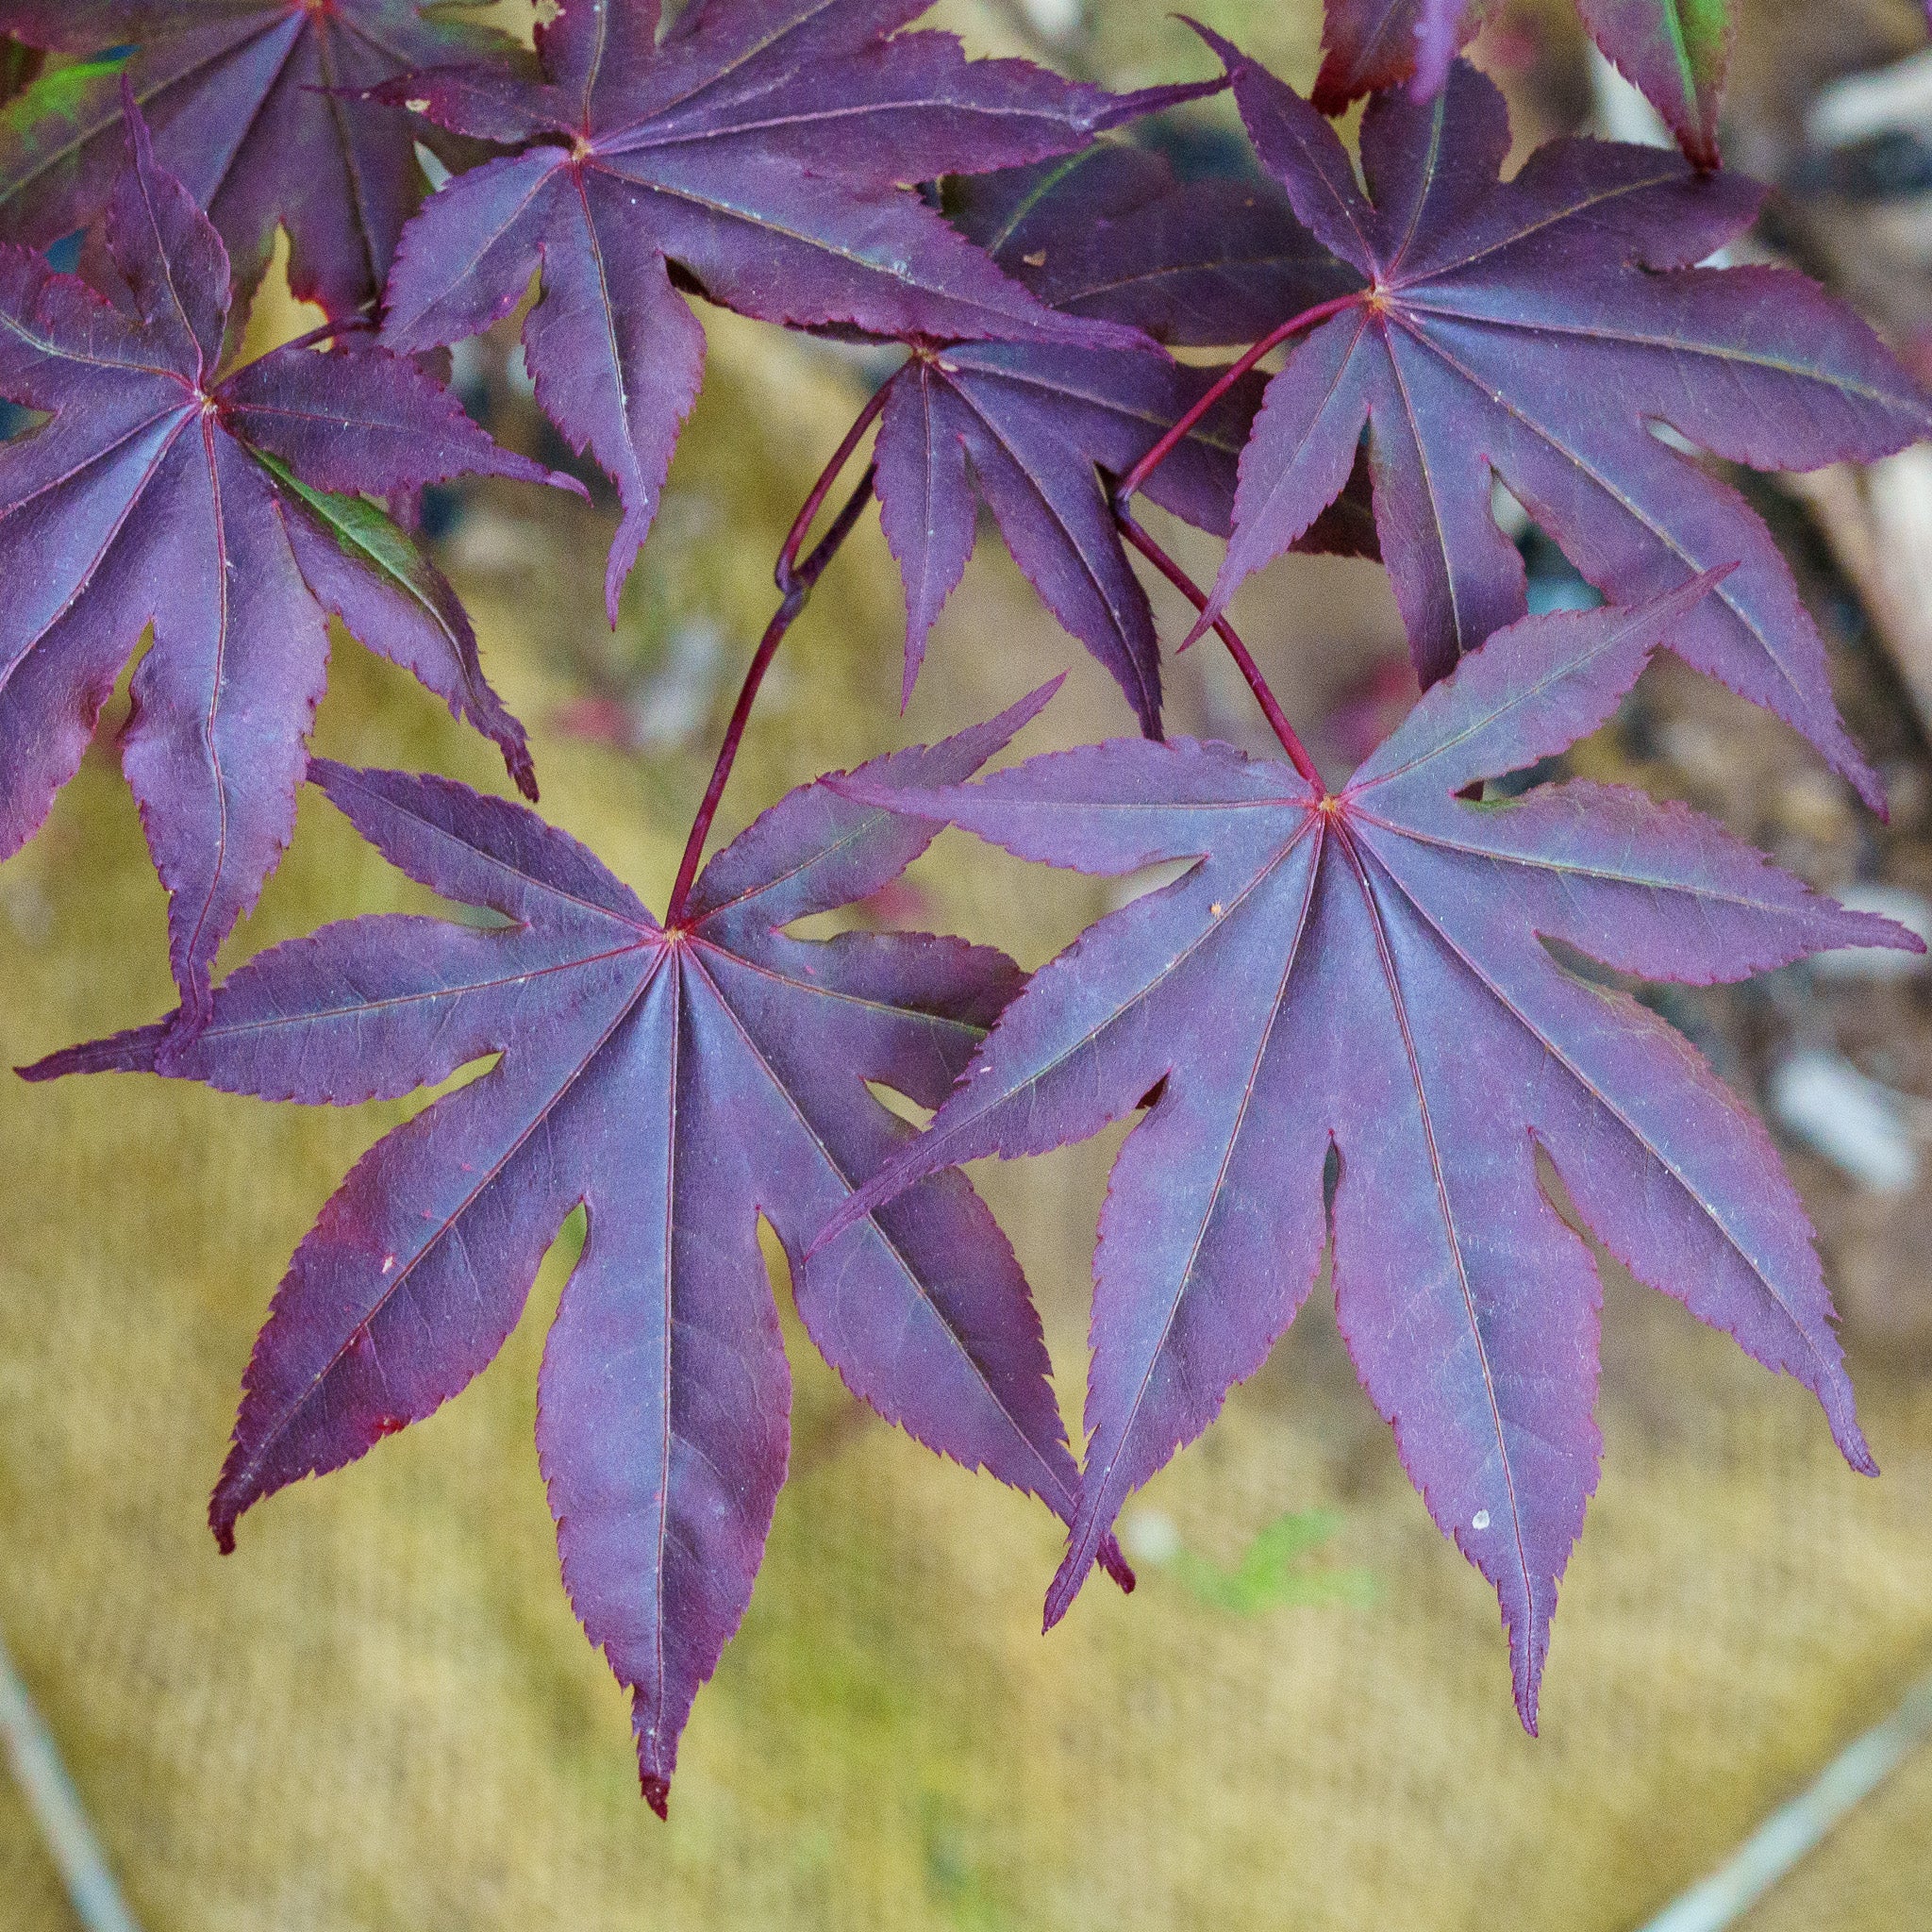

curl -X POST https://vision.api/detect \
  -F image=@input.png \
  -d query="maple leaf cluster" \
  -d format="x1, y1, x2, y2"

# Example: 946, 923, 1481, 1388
5, 0, 1929, 1808
1313, 1, 1734, 170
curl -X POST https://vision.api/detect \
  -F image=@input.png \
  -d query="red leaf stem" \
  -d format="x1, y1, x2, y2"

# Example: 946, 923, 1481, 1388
1111, 291, 1361, 508
775, 378, 891, 593
666, 463, 878, 925
1114, 504, 1324, 787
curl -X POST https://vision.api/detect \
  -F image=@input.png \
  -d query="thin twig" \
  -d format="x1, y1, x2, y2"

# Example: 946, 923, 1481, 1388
1111, 291, 1361, 510
775, 380, 891, 593
0, 1627, 144, 1932
664, 467, 877, 924
1636, 1666, 1932, 1932
662, 380, 891, 924
672, 281, 1349, 913
1115, 504, 1324, 787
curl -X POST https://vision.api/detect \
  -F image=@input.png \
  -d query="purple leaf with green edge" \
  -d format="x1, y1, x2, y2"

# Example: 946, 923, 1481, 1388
375, 0, 1207, 623
0, 0, 530, 322
0, 96, 571, 1027
1189, 41, 1932, 809
1314, 1, 1731, 168
872, 143, 1375, 728
813, 581, 1919, 1724
251, 449, 535, 798
22, 688, 1132, 1813
1574, 0, 1733, 171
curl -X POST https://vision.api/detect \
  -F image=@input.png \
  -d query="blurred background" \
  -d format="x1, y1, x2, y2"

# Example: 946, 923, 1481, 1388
5, 1, 1932, 1926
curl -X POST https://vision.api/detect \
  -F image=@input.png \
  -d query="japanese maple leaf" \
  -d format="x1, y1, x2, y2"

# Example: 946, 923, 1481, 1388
941, 138, 1360, 353
1312, 0, 1732, 171
872, 142, 1368, 730
25, 689, 1127, 1811
373, 0, 1208, 620
1188, 41, 1931, 808
1311, 0, 1480, 119
815, 580, 1916, 1725
0, 96, 571, 1024
0, 0, 524, 319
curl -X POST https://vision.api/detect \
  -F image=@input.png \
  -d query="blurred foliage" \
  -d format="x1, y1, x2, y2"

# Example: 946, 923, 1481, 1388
1160, 1509, 1377, 1617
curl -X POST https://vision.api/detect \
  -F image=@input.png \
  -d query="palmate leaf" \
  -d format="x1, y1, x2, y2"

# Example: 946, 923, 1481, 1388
0, 95, 572, 1024
815, 582, 1918, 1725
1190, 41, 1931, 808
25, 690, 1127, 1813
1313, 0, 1733, 171
0, 0, 525, 319
1312, 0, 1478, 118
375, 0, 1210, 621
945, 137, 1357, 353
872, 142, 1370, 731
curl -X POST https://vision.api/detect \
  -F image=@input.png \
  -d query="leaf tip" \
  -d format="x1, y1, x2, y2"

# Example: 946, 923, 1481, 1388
1041, 1543, 1092, 1631
641, 1772, 671, 1821
1836, 907, 1927, 958
1008, 672, 1067, 734
1508, 1623, 1547, 1737
1307, 69, 1350, 119
806, 1170, 901, 1261
1174, 14, 1241, 75
1827, 1402, 1879, 1479
602, 516, 644, 627
1662, 559, 1737, 618
1503, 1595, 1553, 1738
1852, 764, 1890, 821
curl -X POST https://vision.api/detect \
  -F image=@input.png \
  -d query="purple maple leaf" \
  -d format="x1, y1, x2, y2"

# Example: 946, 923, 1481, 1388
25, 688, 1127, 1812
1312, 0, 1480, 116
814, 580, 1918, 1726
1569, 0, 1735, 170
1190, 41, 1930, 808
1314, 1, 1733, 170
0, 0, 526, 320
374, 0, 1210, 621
870, 143, 1369, 729
0, 95, 572, 1024
942, 138, 1360, 352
